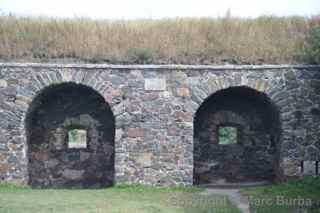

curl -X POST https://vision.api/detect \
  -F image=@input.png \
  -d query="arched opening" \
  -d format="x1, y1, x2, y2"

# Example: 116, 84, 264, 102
193, 86, 281, 185
25, 83, 115, 188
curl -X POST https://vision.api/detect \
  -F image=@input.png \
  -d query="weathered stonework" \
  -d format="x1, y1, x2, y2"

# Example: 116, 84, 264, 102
302, 161, 317, 176
194, 87, 280, 184
26, 83, 115, 188
0, 63, 319, 187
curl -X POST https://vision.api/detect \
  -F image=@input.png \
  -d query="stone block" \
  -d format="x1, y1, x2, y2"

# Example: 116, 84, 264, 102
46, 159, 59, 168
115, 128, 124, 142
161, 91, 171, 98
80, 152, 91, 161
142, 92, 159, 101
127, 128, 144, 138
136, 153, 152, 168
167, 125, 180, 136
61, 70, 73, 81
0, 164, 9, 173
255, 80, 268, 92
65, 152, 80, 161
302, 161, 316, 175
176, 88, 190, 97
145, 78, 166, 91
62, 169, 84, 180
0, 79, 8, 88
34, 153, 49, 161
305, 146, 319, 160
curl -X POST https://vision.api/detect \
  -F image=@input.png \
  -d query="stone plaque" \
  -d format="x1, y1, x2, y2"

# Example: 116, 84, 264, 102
66, 152, 80, 161
144, 78, 166, 91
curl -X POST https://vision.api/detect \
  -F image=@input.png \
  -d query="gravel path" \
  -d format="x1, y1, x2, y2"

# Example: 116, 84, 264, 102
200, 188, 251, 213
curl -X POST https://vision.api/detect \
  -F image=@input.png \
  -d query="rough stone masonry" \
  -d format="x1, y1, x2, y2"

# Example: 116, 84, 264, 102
0, 63, 319, 188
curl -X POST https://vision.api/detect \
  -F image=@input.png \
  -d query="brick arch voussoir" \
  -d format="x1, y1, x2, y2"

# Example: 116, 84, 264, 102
20, 70, 123, 139
190, 75, 271, 115
21, 70, 125, 157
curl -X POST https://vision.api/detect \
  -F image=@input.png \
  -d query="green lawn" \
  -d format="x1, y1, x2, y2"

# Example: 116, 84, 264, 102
241, 177, 320, 213
0, 184, 240, 213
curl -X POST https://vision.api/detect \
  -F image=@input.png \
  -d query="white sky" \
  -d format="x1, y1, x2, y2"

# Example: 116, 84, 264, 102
0, 0, 319, 19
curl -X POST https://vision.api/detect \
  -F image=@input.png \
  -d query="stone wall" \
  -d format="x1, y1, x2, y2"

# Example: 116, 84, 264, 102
0, 63, 319, 187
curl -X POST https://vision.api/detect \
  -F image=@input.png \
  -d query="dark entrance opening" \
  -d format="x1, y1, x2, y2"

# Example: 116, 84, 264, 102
194, 86, 281, 185
26, 83, 115, 188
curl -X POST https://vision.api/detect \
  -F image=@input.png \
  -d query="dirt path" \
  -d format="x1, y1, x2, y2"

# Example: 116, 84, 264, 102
200, 188, 251, 213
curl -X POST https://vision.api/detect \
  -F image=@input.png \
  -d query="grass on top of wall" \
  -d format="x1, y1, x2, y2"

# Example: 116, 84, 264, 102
0, 14, 320, 65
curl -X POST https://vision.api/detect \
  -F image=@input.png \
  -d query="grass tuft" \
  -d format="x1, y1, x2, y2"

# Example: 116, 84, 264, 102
0, 183, 30, 191
112, 183, 203, 193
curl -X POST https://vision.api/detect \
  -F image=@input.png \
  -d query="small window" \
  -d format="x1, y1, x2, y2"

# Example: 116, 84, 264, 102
218, 126, 238, 145
68, 129, 87, 149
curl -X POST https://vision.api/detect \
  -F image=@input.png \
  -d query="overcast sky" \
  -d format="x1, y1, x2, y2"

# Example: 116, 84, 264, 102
1, 0, 319, 19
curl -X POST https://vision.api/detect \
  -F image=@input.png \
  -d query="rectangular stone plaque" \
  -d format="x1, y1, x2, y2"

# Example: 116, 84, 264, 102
144, 78, 166, 91
66, 152, 80, 161
302, 161, 316, 175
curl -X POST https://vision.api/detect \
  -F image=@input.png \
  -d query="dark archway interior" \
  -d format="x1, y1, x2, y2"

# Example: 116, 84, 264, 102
26, 83, 115, 188
194, 86, 281, 185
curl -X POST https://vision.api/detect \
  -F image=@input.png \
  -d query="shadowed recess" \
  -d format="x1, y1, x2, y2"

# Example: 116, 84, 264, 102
25, 82, 115, 188
194, 86, 281, 185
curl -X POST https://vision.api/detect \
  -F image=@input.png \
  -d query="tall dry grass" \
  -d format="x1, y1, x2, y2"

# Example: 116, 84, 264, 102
0, 15, 319, 64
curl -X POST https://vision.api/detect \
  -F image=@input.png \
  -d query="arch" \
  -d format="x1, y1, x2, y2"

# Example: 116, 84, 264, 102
25, 82, 115, 188
193, 86, 281, 185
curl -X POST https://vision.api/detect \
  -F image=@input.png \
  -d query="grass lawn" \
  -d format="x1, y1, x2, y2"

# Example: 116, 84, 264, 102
241, 177, 320, 213
0, 184, 240, 213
